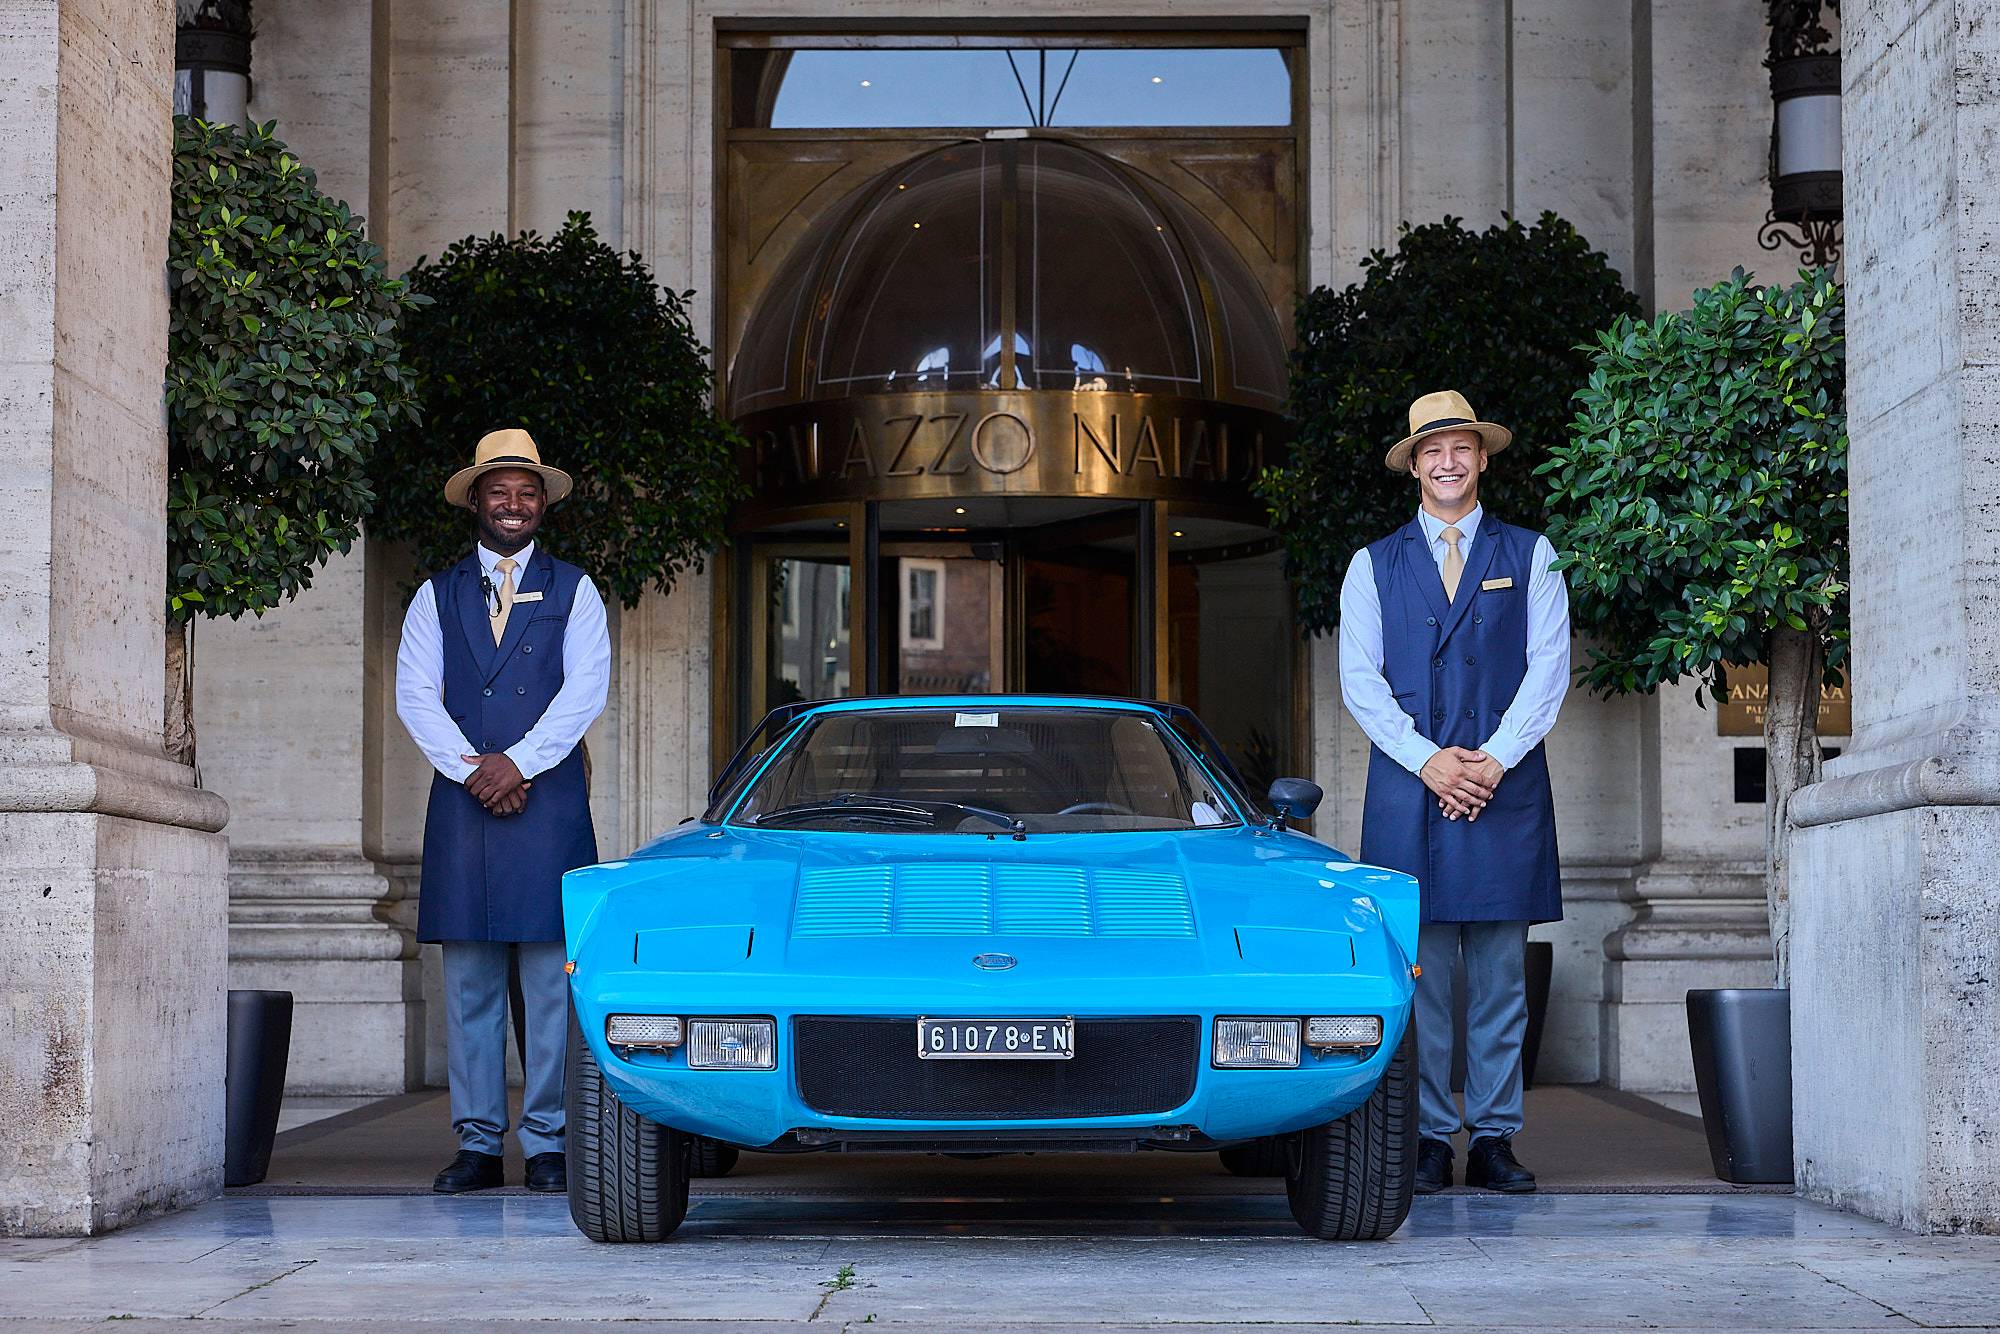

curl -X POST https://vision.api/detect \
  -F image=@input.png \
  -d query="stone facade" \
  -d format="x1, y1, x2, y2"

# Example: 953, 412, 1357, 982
193, 0, 1815, 1099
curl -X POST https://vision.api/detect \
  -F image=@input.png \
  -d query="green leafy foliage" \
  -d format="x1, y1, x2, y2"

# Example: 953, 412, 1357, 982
369, 213, 746, 606
1539, 268, 1847, 699
1257, 213, 1641, 631
167, 117, 423, 621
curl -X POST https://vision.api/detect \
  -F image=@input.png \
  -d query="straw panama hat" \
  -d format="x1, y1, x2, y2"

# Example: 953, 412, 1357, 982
443, 428, 575, 508
1384, 390, 1514, 473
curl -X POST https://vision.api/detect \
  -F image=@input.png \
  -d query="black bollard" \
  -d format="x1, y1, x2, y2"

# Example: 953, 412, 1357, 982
224, 989, 294, 1187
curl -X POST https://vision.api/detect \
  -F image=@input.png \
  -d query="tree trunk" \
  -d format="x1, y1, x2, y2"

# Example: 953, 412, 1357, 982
1763, 624, 1825, 987
165, 617, 197, 770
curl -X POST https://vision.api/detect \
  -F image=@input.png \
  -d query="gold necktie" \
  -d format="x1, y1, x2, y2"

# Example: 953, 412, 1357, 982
491, 557, 516, 645
1440, 526, 1465, 603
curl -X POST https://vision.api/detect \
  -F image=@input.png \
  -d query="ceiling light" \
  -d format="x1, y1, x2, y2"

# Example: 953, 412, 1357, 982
954, 506, 967, 515
860, 79, 872, 87
1173, 530, 1185, 538
1151, 76, 1163, 84
912, 221, 922, 229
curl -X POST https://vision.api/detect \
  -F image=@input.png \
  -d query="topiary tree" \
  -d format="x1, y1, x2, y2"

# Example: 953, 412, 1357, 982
1257, 213, 1641, 632
167, 116, 425, 763
368, 212, 746, 608
1538, 268, 1846, 982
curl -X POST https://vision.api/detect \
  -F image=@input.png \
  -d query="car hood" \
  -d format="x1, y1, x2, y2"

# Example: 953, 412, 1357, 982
566, 824, 1418, 999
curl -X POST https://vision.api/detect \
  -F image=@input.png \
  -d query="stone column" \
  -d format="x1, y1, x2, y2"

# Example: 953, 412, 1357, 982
1790, 0, 2000, 1233
0, 0, 231, 1235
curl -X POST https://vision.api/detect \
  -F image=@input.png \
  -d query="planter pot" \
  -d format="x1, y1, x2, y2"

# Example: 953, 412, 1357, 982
1687, 987, 1793, 1185
1450, 939, 1554, 1091
224, 989, 294, 1187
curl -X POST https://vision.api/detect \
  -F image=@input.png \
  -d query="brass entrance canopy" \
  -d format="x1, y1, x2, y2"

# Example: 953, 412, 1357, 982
729, 137, 1290, 522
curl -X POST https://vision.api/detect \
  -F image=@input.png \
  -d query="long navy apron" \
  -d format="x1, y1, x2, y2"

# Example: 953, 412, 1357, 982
1357, 515, 1563, 924
416, 548, 598, 943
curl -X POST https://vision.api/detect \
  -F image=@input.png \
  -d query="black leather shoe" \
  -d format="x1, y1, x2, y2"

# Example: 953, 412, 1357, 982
525, 1151, 567, 1193
432, 1149, 504, 1194
1415, 1137, 1453, 1194
1465, 1135, 1537, 1193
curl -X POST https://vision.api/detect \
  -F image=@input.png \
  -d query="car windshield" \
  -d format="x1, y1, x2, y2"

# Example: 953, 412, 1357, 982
729, 707, 1242, 833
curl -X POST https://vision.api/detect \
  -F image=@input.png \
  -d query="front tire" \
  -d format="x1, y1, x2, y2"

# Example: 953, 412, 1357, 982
1284, 1021, 1417, 1240
566, 1011, 689, 1242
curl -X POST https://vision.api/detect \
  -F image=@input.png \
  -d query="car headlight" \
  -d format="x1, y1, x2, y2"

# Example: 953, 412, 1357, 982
687, 1019, 777, 1070
606, 1014, 683, 1049
1306, 1015, 1383, 1051
1213, 1018, 1301, 1068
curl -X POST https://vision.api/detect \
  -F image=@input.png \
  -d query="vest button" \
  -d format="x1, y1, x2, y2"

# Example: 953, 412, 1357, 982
1433, 658, 1443, 669
1466, 655, 1476, 665
516, 686, 526, 695
1432, 709, 1444, 722
1426, 616, 1437, 627
1473, 615, 1483, 625
1465, 709, 1475, 719
522, 644, 532, 654
482, 688, 493, 697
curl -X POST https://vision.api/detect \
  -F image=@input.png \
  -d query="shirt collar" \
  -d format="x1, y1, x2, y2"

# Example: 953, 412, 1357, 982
477, 541, 535, 579
1417, 504, 1482, 548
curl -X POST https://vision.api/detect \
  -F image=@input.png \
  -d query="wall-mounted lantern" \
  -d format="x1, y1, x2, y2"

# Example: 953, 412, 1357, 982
1760, 0, 1841, 267
173, 0, 253, 129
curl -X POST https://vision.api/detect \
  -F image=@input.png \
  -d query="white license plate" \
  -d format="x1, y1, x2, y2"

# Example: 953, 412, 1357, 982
917, 1017, 1075, 1060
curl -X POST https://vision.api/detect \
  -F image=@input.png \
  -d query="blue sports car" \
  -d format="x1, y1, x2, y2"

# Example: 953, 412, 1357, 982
562, 695, 1420, 1241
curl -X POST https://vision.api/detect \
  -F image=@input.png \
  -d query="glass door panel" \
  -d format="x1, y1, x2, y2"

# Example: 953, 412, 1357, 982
1018, 507, 1139, 697
883, 545, 1004, 694
761, 553, 851, 711
1166, 532, 1293, 793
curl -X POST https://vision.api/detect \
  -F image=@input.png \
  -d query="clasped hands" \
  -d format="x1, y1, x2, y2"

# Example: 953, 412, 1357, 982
1420, 747, 1505, 821
462, 752, 532, 816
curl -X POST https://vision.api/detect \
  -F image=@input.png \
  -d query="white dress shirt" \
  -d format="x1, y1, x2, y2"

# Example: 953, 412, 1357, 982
395, 540, 611, 784
1338, 505, 1571, 775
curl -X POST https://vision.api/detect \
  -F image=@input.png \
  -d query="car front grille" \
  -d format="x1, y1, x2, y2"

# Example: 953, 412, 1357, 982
793, 1016, 1199, 1120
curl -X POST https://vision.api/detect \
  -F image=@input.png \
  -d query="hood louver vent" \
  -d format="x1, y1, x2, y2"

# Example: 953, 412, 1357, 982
794, 864, 1194, 938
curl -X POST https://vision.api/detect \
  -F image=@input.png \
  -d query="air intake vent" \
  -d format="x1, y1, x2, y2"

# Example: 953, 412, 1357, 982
794, 863, 1194, 938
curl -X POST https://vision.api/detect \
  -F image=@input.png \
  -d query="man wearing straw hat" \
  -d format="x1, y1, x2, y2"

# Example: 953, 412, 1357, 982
1338, 391, 1570, 1196
395, 428, 609, 1195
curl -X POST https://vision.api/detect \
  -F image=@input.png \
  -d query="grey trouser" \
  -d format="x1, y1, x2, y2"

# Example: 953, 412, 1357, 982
441, 940, 568, 1157
1414, 920, 1529, 1142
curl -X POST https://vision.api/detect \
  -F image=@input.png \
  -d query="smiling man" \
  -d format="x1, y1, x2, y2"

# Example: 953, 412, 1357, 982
394, 428, 609, 1195
1337, 391, 1570, 1197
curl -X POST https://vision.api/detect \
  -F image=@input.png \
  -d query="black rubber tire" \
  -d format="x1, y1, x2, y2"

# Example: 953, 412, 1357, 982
566, 1011, 690, 1242
689, 1137, 741, 1177
1284, 1022, 1417, 1240
1218, 1137, 1291, 1177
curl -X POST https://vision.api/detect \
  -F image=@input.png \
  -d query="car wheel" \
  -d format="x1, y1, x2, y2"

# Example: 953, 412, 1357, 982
689, 1137, 741, 1177
566, 1010, 690, 1242
1284, 1021, 1416, 1240
1217, 1137, 1291, 1177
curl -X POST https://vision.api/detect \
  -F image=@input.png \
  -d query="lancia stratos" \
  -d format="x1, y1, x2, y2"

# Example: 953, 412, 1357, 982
561, 695, 1419, 1241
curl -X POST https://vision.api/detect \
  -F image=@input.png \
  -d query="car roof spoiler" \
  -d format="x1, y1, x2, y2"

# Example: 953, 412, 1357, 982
704, 695, 1255, 815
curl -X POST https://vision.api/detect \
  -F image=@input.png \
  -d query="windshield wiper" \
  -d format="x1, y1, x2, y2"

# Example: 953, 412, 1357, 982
752, 792, 1026, 837
753, 795, 935, 828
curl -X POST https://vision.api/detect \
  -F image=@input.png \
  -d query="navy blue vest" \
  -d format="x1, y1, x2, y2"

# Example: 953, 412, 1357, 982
416, 548, 599, 943
1356, 515, 1562, 924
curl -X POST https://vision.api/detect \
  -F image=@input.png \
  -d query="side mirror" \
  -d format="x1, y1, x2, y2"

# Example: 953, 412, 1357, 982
1267, 777, 1324, 823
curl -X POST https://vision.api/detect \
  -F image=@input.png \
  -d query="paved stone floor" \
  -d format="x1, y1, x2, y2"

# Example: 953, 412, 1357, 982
4, 1188, 1999, 1330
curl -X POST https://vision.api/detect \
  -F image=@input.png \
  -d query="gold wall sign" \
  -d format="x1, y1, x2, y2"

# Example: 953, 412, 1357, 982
1716, 662, 1851, 737
736, 390, 1289, 522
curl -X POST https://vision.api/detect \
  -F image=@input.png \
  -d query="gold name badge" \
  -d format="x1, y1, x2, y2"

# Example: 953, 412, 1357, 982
1480, 577, 1514, 591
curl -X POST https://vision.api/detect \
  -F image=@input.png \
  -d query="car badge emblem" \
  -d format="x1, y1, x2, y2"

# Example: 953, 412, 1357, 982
973, 952, 1017, 971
